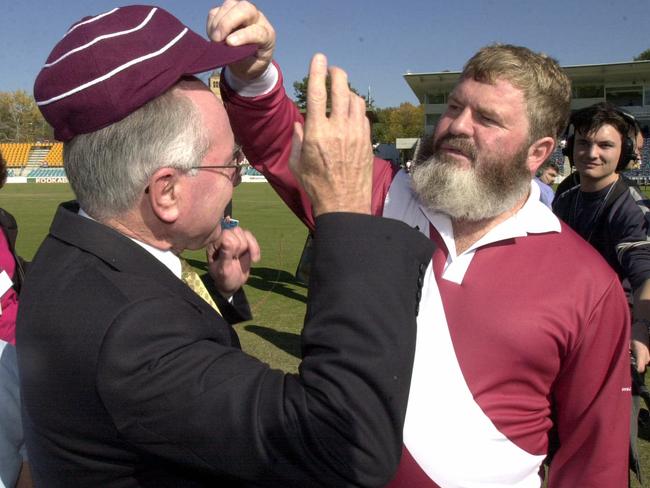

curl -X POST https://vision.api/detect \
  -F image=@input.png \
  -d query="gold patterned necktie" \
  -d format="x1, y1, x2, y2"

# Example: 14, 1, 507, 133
180, 259, 221, 316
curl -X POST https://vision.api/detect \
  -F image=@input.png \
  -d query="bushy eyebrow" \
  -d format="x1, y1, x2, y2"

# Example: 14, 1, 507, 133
447, 93, 503, 125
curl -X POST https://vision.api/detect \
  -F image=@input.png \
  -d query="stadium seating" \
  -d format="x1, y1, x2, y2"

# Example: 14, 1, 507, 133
26, 168, 67, 178
0, 143, 31, 167
243, 166, 263, 176
0, 142, 66, 171
624, 138, 650, 185
549, 146, 564, 167
43, 143, 64, 167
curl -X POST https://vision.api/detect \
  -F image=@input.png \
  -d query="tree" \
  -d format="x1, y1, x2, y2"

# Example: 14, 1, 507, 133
0, 90, 53, 142
291, 77, 310, 110
292, 76, 371, 110
372, 103, 424, 144
634, 49, 650, 61
291, 77, 422, 144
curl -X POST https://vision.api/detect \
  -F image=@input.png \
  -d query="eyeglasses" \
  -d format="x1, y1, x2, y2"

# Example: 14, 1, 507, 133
189, 145, 248, 176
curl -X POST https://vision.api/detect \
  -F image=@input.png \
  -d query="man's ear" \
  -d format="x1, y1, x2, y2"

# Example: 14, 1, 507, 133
526, 136, 556, 175
146, 167, 181, 223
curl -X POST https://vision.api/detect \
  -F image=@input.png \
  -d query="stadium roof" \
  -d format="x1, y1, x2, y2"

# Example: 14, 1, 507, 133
403, 60, 650, 104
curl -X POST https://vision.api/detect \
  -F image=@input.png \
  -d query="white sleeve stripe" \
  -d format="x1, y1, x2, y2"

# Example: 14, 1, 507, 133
36, 27, 188, 107
616, 241, 650, 263
45, 8, 158, 68
617, 241, 650, 251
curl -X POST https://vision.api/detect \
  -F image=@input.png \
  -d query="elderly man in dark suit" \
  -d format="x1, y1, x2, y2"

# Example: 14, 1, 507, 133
16, 4, 432, 487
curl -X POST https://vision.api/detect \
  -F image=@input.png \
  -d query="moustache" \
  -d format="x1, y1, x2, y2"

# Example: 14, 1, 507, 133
433, 135, 478, 162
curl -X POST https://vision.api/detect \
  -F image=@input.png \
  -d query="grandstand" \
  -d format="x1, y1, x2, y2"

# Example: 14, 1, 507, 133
0, 143, 31, 167
26, 168, 66, 178
0, 142, 64, 176
43, 143, 63, 167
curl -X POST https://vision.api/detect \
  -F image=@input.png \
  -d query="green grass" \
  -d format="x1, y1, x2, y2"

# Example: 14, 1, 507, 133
0, 182, 310, 374
3, 182, 650, 482
0, 184, 73, 258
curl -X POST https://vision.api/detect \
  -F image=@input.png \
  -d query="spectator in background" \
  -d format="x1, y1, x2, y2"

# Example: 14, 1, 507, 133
552, 102, 650, 481
17, 4, 432, 486
0, 150, 31, 488
554, 106, 643, 201
533, 160, 559, 207
222, 32, 632, 486
630, 130, 645, 170
537, 160, 559, 186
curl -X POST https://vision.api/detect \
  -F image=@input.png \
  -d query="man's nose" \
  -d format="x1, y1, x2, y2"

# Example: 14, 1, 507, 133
448, 107, 473, 138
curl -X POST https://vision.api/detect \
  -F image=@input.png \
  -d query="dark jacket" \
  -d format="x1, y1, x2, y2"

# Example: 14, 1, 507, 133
17, 201, 433, 487
553, 177, 650, 292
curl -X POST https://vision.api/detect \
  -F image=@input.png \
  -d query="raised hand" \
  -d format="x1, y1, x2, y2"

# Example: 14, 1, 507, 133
207, 226, 261, 297
206, 0, 275, 80
288, 54, 373, 217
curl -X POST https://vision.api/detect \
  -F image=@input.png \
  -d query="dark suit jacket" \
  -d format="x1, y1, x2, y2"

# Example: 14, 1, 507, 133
17, 201, 433, 487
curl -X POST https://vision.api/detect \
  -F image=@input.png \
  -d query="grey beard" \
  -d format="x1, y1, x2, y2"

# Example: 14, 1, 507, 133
410, 152, 531, 221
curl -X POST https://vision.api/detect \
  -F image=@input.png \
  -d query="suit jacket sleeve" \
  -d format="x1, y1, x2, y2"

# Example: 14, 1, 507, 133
221, 62, 397, 228
96, 213, 434, 487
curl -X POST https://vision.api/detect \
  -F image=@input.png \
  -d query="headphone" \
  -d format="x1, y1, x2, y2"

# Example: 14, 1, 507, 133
562, 106, 639, 172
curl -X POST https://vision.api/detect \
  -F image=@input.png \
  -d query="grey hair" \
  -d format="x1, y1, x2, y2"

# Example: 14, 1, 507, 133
63, 85, 208, 221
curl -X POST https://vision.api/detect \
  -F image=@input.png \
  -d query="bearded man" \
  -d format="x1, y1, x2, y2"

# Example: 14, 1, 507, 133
214, 10, 631, 484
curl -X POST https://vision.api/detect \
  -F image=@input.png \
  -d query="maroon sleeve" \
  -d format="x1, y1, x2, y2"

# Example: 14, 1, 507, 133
547, 276, 631, 487
221, 62, 397, 230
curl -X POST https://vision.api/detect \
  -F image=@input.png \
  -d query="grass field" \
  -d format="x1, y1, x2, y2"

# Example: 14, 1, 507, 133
3, 182, 650, 484
0, 182, 310, 374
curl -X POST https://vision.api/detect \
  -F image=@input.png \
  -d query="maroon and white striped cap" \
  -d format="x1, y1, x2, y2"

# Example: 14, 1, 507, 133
34, 5, 256, 142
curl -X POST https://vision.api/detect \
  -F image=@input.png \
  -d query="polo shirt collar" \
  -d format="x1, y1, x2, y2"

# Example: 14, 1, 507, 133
420, 181, 561, 284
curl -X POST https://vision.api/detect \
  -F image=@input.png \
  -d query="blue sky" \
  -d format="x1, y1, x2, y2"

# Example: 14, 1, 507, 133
2, 0, 649, 108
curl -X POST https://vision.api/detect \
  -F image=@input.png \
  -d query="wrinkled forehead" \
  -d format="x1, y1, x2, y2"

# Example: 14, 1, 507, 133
453, 75, 526, 105
451, 76, 530, 132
